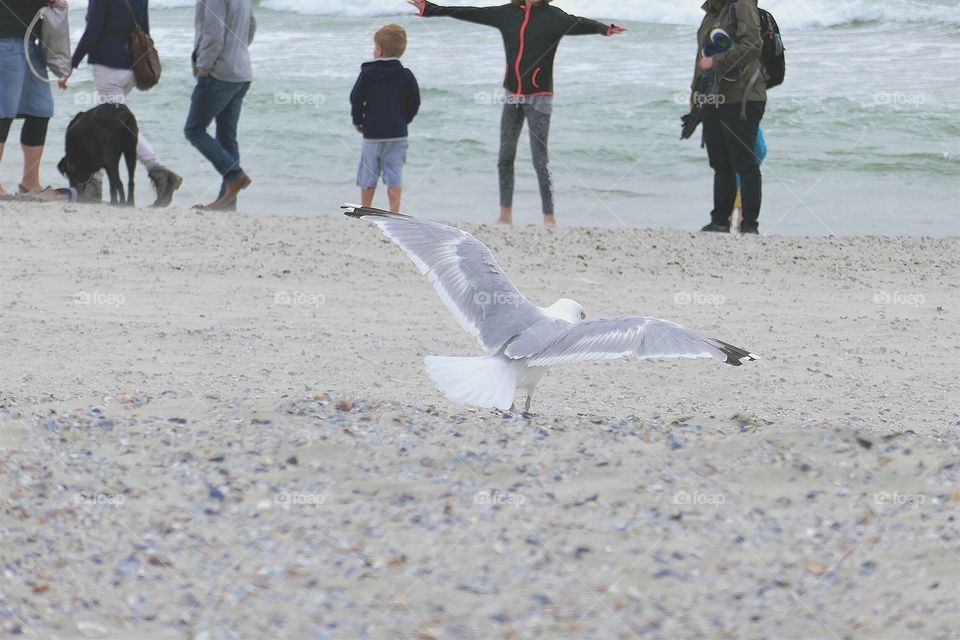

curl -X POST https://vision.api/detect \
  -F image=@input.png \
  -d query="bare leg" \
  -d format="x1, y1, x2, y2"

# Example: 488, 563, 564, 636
497, 206, 512, 225
542, 213, 556, 228
731, 187, 742, 231
21, 145, 44, 192
387, 186, 402, 213
0, 142, 6, 195
361, 187, 376, 207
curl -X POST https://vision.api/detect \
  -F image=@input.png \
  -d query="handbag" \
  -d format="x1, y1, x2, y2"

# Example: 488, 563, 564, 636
23, 3, 71, 81
121, 0, 162, 90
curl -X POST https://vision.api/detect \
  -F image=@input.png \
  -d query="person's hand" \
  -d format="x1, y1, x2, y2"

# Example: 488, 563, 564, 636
607, 24, 626, 36
356, 125, 364, 134
407, 0, 426, 16
196, 68, 210, 78
57, 69, 71, 90
698, 56, 714, 71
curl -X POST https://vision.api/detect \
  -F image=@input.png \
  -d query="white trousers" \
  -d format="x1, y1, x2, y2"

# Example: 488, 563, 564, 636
92, 65, 163, 171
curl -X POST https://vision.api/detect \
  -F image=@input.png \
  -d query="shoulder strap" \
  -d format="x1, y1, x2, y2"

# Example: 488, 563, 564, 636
120, 0, 143, 31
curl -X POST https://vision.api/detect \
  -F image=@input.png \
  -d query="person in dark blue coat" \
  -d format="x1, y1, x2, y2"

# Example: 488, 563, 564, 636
64, 0, 182, 206
350, 24, 420, 213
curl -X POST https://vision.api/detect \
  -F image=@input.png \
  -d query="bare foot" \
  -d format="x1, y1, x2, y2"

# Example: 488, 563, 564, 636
543, 214, 557, 228
0, 185, 8, 197
495, 217, 512, 225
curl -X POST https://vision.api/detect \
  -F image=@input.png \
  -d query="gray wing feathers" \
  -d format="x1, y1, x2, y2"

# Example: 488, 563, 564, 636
508, 317, 758, 367
346, 207, 545, 352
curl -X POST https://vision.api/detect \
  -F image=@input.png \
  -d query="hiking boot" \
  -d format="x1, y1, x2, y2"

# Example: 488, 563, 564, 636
76, 178, 103, 204
700, 222, 730, 233
148, 167, 183, 208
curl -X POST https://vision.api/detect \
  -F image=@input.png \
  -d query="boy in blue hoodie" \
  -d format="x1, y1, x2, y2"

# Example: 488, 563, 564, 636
350, 24, 420, 213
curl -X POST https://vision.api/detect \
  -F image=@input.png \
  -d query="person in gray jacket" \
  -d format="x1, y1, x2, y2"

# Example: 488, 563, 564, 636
184, 0, 255, 210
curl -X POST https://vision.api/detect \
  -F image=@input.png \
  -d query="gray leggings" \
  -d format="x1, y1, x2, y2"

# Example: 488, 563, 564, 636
498, 103, 554, 214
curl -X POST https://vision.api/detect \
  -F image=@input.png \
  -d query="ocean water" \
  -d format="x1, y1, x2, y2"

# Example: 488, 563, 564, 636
25, 0, 960, 235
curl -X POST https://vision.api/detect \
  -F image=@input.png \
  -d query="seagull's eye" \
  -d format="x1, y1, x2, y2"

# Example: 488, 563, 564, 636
580, 311, 586, 320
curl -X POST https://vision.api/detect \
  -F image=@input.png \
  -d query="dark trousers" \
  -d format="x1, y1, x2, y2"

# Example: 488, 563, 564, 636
498, 103, 554, 214
0, 116, 49, 146
702, 102, 766, 229
183, 76, 250, 184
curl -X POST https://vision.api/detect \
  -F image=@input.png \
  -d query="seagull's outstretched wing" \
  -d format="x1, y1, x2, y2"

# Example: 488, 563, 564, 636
505, 316, 759, 367
344, 205, 547, 352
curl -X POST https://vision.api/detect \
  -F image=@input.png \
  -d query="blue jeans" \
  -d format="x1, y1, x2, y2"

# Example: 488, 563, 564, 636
184, 76, 250, 184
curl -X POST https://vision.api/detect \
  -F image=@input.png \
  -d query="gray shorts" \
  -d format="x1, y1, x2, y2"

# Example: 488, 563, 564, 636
357, 139, 408, 188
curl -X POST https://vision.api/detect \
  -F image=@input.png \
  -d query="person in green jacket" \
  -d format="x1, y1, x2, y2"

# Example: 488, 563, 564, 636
691, 0, 767, 234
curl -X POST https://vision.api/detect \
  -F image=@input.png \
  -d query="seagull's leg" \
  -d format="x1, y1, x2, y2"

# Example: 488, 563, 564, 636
522, 393, 534, 419
521, 370, 544, 419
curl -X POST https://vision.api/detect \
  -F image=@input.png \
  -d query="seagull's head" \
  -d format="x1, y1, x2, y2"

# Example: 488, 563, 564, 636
545, 298, 586, 324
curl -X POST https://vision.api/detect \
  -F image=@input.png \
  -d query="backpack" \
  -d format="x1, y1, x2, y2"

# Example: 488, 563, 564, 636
121, 0, 162, 91
23, 5, 71, 81
758, 8, 785, 88
731, 3, 785, 89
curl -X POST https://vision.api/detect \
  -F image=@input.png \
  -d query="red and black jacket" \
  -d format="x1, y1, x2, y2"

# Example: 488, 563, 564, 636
421, 1, 613, 96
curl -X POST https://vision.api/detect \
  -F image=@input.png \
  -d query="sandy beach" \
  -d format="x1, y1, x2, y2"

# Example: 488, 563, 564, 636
1, 201, 958, 639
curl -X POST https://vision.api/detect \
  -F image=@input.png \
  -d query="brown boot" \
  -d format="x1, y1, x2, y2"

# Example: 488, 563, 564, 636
201, 175, 251, 210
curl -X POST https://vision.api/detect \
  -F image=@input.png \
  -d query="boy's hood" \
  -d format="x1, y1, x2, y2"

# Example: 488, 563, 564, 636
360, 59, 405, 80
703, 0, 729, 12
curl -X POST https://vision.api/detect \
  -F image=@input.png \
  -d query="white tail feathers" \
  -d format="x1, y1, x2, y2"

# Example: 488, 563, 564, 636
424, 355, 520, 411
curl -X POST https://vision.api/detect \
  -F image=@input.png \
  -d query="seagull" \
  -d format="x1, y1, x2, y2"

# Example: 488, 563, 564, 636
343, 205, 759, 414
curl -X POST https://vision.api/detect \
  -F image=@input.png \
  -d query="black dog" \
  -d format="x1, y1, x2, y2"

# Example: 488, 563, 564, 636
58, 104, 138, 206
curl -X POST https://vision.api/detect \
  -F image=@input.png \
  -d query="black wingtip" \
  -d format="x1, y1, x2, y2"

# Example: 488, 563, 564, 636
713, 339, 761, 367
341, 204, 415, 220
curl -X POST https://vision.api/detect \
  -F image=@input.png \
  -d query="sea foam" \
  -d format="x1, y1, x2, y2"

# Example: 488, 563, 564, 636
65, 0, 959, 29
257, 0, 959, 29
